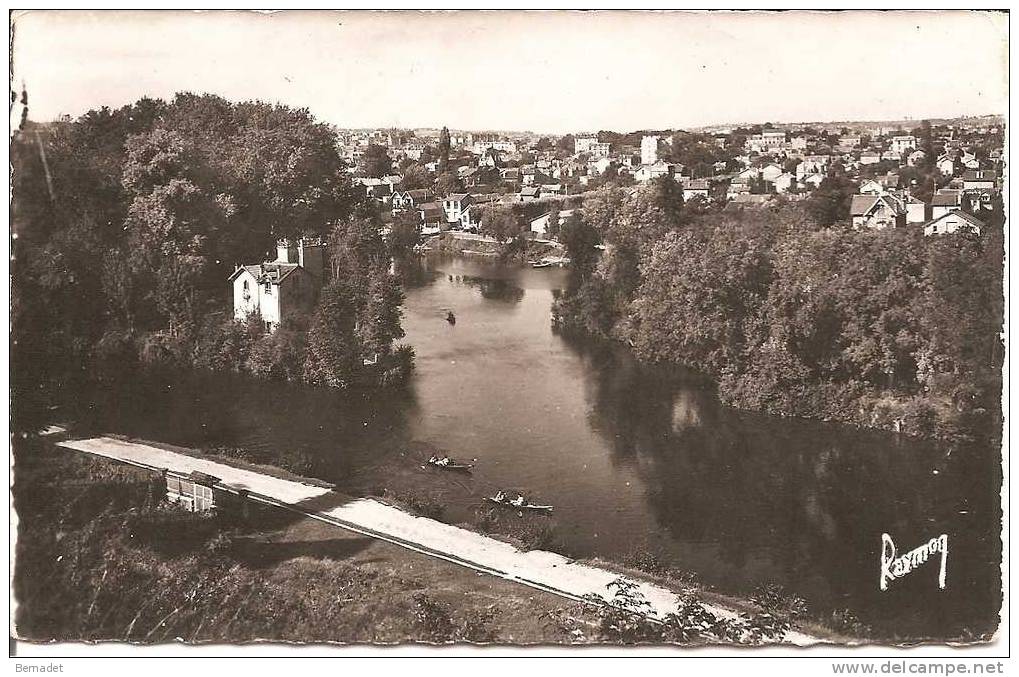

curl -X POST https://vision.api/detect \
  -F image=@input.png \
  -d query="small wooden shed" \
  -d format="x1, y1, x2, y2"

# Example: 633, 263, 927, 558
165, 470, 222, 512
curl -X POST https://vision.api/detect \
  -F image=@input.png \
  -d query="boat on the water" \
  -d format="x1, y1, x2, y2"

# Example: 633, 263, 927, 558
427, 455, 473, 472
531, 260, 554, 269
484, 495, 554, 513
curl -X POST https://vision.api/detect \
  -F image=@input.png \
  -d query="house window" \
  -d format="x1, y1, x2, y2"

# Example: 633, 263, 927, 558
242, 279, 250, 300
264, 281, 272, 295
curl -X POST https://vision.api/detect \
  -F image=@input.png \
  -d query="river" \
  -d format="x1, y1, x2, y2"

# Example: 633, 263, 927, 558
63, 255, 1001, 641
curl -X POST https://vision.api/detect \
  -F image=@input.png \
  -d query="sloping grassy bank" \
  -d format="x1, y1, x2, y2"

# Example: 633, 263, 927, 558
12, 437, 591, 644
13, 435, 833, 645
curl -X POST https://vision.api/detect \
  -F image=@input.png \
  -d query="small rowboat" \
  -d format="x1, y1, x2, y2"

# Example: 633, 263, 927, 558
531, 261, 554, 269
484, 496, 554, 513
427, 457, 474, 472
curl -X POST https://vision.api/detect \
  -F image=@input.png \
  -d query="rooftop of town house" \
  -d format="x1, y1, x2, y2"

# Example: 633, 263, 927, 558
922, 210, 985, 230
850, 194, 903, 217
931, 193, 962, 207
229, 262, 303, 284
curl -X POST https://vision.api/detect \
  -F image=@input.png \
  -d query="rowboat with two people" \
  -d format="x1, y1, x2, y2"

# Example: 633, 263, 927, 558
485, 489, 553, 513
427, 454, 474, 472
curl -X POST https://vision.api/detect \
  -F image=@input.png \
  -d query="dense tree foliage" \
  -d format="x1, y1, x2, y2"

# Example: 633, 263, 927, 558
363, 143, 394, 178
399, 162, 431, 190
478, 204, 524, 242
664, 131, 735, 177
12, 94, 411, 431
554, 184, 1003, 443
804, 173, 857, 226
434, 171, 461, 197
553, 176, 684, 335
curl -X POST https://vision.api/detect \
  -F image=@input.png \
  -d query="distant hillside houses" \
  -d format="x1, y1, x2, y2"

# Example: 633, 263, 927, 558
890, 135, 917, 155
745, 131, 786, 153
471, 139, 517, 155
338, 115, 1001, 238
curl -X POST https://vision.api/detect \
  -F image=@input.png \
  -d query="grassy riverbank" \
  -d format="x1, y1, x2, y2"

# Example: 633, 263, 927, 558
12, 437, 595, 644
13, 435, 832, 645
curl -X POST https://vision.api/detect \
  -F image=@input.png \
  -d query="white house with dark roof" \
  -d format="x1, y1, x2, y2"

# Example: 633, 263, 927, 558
634, 162, 675, 183
858, 179, 885, 195
682, 178, 711, 201
760, 163, 784, 182
962, 170, 997, 191
890, 135, 917, 155
230, 239, 325, 331
802, 172, 826, 189
931, 191, 962, 219
442, 193, 472, 224
773, 172, 796, 194
391, 188, 434, 211
922, 210, 983, 237
936, 154, 956, 176
727, 180, 751, 199
796, 156, 829, 178
850, 194, 905, 230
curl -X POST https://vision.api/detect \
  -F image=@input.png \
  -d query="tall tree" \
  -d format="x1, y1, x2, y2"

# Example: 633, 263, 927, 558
435, 171, 460, 197
804, 174, 856, 226
438, 126, 451, 173
400, 162, 431, 190
363, 143, 393, 178
302, 281, 360, 388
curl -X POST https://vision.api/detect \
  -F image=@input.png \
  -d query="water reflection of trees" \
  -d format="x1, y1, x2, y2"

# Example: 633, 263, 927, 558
66, 365, 419, 485
397, 256, 527, 304
564, 334, 1000, 638
394, 256, 440, 289
450, 275, 525, 304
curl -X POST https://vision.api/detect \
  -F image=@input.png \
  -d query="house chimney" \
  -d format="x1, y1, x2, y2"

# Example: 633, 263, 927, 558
297, 239, 325, 283
276, 239, 297, 264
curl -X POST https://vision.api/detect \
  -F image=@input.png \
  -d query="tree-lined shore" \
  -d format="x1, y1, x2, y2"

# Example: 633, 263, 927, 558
12, 94, 414, 433
554, 179, 1003, 444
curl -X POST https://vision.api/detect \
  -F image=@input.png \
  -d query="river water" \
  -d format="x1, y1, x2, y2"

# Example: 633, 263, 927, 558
65, 255, 1001, 641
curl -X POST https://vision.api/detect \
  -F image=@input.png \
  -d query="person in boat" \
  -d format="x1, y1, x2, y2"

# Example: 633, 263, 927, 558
494, 490, 507, 503
510, 493, 526, 507
446, 311, 456, 324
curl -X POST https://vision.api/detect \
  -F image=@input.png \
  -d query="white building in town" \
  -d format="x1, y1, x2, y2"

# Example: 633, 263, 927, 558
641, 135, 660, 165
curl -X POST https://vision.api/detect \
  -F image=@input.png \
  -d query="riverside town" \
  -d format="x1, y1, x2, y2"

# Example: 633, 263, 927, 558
8, 8, 1008, 661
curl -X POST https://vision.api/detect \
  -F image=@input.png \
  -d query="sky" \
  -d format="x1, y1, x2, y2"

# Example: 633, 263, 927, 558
10, 10, 1010, 134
